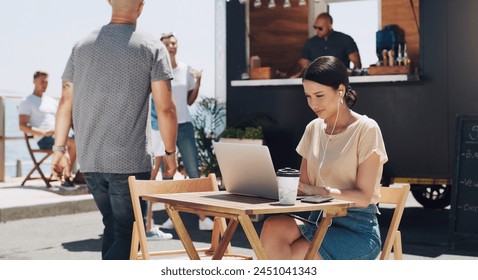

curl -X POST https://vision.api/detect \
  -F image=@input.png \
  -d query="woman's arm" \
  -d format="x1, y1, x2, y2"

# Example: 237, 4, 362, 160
297, 157, 313, 196
332, 153, 380, 207
298, 153, 381, 207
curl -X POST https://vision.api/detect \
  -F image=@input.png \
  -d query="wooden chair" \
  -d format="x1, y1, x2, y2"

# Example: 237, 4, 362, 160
21, 133, 56, 188
129, 173, 252, 260
378, 184, 410, 260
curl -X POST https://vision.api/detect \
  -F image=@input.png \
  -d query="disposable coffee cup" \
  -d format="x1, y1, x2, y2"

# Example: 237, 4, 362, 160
276, 167, 300, 205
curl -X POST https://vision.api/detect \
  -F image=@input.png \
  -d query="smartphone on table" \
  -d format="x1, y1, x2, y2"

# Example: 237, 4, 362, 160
300, 195, 333, 204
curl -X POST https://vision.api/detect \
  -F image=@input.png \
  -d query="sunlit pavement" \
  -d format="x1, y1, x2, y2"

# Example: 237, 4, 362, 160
1, 176, 478, 260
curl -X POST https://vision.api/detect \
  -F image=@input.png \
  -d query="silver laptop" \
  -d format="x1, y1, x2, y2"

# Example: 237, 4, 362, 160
213, 141, 280, 200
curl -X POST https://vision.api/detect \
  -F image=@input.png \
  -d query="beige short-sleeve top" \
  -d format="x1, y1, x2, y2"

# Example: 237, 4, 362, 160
296, 115, 388, 204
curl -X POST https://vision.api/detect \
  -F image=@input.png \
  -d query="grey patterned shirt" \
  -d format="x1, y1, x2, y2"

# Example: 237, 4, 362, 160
62, 24, 173, 173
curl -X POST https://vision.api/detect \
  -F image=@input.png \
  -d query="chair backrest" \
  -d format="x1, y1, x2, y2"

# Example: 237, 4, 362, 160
24, 133, 37, 152
129, 174, 220, 259
378, 184, 410, 260
24, 133, 52, 152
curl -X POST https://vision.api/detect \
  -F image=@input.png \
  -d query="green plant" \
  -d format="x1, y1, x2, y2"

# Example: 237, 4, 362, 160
244, 126, 263, 139
191, 97, 226, 177
221, 126, 263, 139
220, 127, 239, 138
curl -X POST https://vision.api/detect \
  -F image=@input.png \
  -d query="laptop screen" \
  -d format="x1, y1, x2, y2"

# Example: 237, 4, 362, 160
213, 141, 280, 200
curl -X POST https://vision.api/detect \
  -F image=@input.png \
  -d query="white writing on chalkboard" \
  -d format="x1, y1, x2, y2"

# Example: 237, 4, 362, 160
461, 149, 478, 159
451, 117, 478, 242
458, 204, 478, 213
460, 178, 478, 188
469, 125, 478, 141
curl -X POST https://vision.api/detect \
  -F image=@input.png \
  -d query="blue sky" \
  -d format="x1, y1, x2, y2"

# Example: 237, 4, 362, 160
0, 0, 216, 98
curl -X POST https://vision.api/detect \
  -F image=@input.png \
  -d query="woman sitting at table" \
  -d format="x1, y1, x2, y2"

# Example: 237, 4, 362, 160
260, 56, 388, 260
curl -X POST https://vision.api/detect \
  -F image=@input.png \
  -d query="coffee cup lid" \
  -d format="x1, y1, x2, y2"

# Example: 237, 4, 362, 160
276, 167, 300, 177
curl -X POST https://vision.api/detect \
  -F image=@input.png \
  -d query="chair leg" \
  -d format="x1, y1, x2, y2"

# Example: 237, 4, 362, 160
36, 169, 52, 188
393, 231, 403, 260
130, 222, 140, 260
35, 153, 54, 188
21, 166, 38, 186
21, 152, 54, 188
146, 201, 153, 232
207, 217, 221, 254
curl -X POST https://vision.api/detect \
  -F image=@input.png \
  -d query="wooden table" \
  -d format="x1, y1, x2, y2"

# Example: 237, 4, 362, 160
143, 191, 355, 260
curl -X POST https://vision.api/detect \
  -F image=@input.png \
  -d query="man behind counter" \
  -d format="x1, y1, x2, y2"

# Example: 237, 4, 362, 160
291, 13, 362, 78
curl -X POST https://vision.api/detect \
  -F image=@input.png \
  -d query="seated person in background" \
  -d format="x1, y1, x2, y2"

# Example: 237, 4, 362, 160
260, 56, 387, 260
18, 70, 80, 187
290, 13, 362, 78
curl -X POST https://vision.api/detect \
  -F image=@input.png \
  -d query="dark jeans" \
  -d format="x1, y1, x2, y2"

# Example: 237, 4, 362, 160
37, 136, 54, 149
84, 171, 150, 260
177, 122, 200, 178
161, 122, 200, 179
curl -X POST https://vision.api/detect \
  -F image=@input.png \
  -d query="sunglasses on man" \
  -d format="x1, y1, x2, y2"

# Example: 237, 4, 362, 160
313, 26, 324, 31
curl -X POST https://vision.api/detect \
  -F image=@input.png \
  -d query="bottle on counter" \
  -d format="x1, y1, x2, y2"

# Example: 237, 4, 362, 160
250, 56, 261, 68
388, 49, 395, 66
397, 44, 403, 66
403, 43, 410, 66
382, 49, 389, 67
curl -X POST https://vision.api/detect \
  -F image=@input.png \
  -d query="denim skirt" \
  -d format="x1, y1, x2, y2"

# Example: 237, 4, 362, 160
298, 204, 381, 260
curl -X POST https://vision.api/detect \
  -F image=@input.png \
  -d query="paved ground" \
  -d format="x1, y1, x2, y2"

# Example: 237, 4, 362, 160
1, 176, 478, 260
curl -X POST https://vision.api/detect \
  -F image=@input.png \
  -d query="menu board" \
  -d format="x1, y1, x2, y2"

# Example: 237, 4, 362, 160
449, 115, 478, 245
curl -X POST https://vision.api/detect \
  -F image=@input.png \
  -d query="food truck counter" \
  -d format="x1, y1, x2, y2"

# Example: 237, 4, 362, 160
231, 74, 419, 87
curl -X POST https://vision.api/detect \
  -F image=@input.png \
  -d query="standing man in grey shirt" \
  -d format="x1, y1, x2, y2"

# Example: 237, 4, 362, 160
51, 0, 178, 260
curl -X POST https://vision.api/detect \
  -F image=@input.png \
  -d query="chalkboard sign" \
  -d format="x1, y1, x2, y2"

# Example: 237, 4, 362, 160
449, 115, 478, 247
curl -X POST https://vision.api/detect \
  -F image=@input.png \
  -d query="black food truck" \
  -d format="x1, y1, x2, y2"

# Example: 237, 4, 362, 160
223, 0, 478, 209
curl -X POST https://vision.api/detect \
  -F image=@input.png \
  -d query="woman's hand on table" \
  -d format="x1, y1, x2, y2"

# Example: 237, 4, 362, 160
298, 182, 317, 196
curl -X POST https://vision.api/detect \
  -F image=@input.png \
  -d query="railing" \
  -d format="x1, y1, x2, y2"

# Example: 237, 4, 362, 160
0, 96, 3, 181
0, 95, 49, 182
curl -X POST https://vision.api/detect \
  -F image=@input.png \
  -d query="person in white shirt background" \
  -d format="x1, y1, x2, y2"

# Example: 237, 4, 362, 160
147, 32, 213, 240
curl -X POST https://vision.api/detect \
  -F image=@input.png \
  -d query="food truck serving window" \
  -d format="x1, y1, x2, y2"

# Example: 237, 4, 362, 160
246, 0, 419, 77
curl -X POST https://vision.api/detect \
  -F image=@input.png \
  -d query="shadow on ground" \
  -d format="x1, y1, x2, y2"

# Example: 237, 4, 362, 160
62, 236, 102, 252
60, 206, 478, 258
378, 207, 478, 258
155, 206, 478, 258
152, 210, 266, 250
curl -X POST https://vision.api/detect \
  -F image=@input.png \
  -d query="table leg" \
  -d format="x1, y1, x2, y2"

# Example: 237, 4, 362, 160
238, 214, 268, 260
165, 205, 200, 260
207, 217, 234, 255
212, 218, 240, 260
305, 216, 332, 260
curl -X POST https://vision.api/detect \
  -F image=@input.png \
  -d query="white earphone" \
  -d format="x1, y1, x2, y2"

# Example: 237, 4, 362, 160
319, 89, 342, 186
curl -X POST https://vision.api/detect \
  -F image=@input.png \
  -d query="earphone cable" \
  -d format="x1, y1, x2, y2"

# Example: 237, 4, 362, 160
318, 97, 341, 186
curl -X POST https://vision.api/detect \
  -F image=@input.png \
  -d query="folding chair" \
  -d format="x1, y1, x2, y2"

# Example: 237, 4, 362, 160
129, 173, 252, 260
21, 133, 56, 188
378, 184, 410, 260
